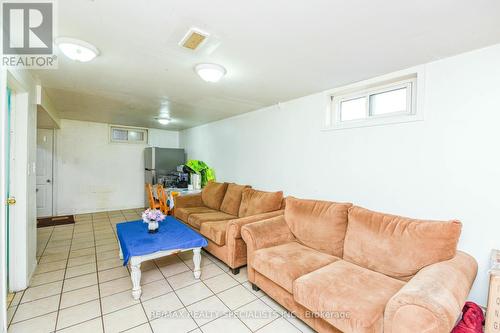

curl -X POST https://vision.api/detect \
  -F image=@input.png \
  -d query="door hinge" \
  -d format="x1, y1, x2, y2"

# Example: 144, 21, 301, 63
7, 197, 16, 205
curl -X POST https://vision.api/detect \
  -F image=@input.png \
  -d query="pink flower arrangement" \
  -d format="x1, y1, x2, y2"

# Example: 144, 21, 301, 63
142, 209, 166, 223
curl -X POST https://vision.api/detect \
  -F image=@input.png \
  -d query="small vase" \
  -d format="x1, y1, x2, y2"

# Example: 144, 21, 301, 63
148, 221, 159, 234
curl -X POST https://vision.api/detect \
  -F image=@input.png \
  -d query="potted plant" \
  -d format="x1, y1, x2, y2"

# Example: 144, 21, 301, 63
141, 209, 165, 233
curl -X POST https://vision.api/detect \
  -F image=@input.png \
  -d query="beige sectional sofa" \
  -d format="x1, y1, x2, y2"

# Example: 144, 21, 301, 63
174, 181, 284, 274
241, 196, 477, 333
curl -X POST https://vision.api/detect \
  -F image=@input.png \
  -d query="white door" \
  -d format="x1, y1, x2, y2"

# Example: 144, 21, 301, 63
36, 129, 54, 217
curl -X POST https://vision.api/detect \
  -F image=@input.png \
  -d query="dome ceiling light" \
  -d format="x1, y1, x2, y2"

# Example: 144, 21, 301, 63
157, 118, 171, 125
194, 63, 226, 83
56, 37, 99, 62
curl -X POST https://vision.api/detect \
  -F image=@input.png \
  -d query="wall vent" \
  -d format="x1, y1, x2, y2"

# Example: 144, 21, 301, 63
179, 28, 209, 50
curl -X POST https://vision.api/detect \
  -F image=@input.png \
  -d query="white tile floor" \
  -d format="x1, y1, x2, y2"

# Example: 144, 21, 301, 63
7, 209, 315, 333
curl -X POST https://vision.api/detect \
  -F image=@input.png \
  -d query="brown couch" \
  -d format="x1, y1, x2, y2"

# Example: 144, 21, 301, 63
241, 196, 477, 333
174, 181, 284, 274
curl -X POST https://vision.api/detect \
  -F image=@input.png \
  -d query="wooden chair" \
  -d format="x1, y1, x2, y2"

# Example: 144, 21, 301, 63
156, 184, 169, 214
145, 183, 161, 210
169, 191, 180, 216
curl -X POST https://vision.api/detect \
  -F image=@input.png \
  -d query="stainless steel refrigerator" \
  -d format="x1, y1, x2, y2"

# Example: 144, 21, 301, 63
144, 147, 186, 205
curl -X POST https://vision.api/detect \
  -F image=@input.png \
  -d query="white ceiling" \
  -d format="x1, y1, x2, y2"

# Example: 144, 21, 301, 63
33, 0, 500, 130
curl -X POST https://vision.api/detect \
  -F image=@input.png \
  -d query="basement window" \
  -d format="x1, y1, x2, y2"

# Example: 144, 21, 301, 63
110, 126, 148, 144
326, 74, 421, 130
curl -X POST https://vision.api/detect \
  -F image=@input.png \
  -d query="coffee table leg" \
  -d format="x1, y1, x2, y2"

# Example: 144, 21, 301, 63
130, 257, 142, 300
193, 248, 201, 279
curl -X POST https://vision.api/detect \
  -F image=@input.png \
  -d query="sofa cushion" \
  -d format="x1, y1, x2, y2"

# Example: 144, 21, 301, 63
200, 220, 230, 246
294, 260, 404, 333
175, 206, 217, 223
343, 206, 462, 281
187, 211, 236, 230
252, 241, 338, 293
284, 197, 352, 257
201, 182, 229, 210
238, 188, 283, 217
220, 183, 251, 216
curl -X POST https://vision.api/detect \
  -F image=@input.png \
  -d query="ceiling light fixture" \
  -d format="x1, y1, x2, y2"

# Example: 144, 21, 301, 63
157, 118, 171, 125
194, 63, 226, 83
56, 37, 99, 62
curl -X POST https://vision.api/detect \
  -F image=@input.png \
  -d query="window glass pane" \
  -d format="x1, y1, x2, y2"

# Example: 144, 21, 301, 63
370, 87, 407, 116
340, 97, 366, 121
128, 130, 144, 142
112, 129, 128, 141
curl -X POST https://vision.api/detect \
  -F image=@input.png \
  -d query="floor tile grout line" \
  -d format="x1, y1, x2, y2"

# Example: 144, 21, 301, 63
197, 276, 259, 332
153, 255, 202, 332
36, 224, 56, 264
120, 322, 151, 333
9, 298, 101, 328
171, 253, 261, 331
53, 216, 77, 332
17, 285, 63, 306
109, 210, 153, 332
21, 268, 159, 308
253, 316, 287, 333
93, 213, 108, 333
23, 273, 93, 293
32, 258, 96, 276
6, 289, 25, 329
181, 256, 292, 332
31, 209, 312, 333
49, 214, 116, 331
53, 315, 102, 332
9, 309, 59, 327
12, 265, 250, 319
284, 317, 311, 333
33, 232, 112, 280
8, 222, 56, 329
6, 293, 13, 308
235, 280, 313, 333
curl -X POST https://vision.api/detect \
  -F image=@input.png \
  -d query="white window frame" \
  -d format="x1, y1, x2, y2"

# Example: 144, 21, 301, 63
324, 67, 425, 130
109, 125, 148, 144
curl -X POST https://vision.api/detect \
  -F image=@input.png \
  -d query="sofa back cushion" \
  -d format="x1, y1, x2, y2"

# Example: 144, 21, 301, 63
238, 188, 283, 217
343, 206, 462, 281
284, 197, 352, 257
220, 183, 251, 216
201, 182, 228, 210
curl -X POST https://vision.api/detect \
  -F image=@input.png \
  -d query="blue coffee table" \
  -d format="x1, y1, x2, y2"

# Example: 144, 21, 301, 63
117, 216, 208, 299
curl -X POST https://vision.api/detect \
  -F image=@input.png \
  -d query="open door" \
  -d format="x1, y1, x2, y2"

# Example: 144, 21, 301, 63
1, 84, 15, 331
5, 87, 17, 296
6, 88, 13, 291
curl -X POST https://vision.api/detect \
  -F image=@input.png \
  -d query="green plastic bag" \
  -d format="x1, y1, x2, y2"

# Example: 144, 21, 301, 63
185, 160, 216, 187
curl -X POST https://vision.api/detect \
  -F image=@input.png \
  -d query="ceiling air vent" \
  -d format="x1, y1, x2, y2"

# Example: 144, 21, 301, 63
179, 28, 209, 50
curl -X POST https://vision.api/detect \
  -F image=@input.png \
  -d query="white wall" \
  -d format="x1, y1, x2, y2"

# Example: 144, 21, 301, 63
181, 43, 500, 306
148, 128, 179, 148
55, 120, 179, 215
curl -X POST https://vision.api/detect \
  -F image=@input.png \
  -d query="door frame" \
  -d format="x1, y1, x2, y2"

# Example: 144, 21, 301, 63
36, 129, 55, 218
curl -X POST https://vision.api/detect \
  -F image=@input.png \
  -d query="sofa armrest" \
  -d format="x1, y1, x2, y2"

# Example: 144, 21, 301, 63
174, 194, 203, 209
241, 215, 295, 252
226, 209, 284, 241
384, 251, 478, 333
242, 215, 295, 282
